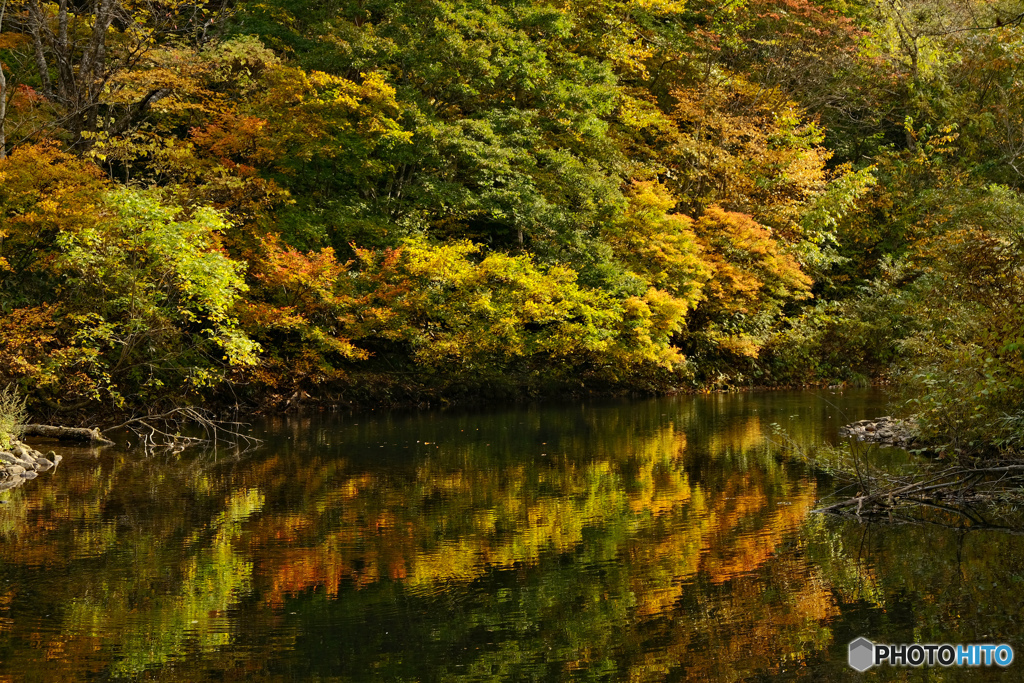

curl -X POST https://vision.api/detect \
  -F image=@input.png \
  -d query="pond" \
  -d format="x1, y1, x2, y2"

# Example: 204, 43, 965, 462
0, 389, 1022, 681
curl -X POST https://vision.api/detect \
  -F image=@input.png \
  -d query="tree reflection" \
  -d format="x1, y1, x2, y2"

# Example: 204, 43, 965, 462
0, 394, 1020, 680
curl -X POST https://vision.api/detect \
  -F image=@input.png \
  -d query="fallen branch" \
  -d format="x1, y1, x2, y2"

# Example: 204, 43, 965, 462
104, 407, 262, 453
824, 508, 1024, 536
20, 424, 115, 446
812, 464, 1024, 515
20, 408, 262, 454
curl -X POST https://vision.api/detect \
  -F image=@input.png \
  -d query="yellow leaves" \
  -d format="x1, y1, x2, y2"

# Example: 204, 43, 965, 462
605, 180, 710, 313
615, 92, 676, 141
0, 143, 107, 263
642, 287, 688, 336
634, 0, 688, 13
717, 333, 762, 358
0, 32, 30, 51
306, 71, 360, 108
667, 74, 833, 237
37, 199, 59, 214
695, 206, 812, 315
340, 235, 691, 372
247, 64, 409, 172
400, 238, 478, 283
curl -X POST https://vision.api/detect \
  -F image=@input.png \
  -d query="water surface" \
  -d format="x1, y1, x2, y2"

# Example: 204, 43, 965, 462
1, 389, 1022, 681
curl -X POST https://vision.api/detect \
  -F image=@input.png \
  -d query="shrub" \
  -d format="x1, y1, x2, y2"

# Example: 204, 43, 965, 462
0, 385, 28, 450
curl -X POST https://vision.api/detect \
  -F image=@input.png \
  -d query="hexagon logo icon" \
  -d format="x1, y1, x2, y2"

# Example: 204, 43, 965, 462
849, 637, 875, 671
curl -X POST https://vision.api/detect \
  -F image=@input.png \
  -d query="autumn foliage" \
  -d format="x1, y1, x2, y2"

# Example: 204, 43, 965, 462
0, 0, 1021, 448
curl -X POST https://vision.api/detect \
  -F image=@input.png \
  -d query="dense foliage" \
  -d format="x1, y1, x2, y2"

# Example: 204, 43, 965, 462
0, 0, 1022, 449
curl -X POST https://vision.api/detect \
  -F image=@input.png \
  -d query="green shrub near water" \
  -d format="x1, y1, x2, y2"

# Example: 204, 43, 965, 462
0, 385, 28, 450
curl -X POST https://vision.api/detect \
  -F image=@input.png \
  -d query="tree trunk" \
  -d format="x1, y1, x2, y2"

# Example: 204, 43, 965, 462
20, 424, 115, 445
26, 0, 53, 99
0, 40, 6, 161
0, 0, 7, 159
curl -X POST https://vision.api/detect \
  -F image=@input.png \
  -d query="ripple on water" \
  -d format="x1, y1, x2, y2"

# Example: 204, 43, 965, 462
3, 390, 1023, 682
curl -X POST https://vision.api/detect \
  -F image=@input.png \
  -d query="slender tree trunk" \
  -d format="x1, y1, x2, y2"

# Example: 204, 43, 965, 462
79, 0, 116, 133
0, 64, 6, 161
26, 0, 53, 99
0, 0, 6, 160
55, 0, 72, 105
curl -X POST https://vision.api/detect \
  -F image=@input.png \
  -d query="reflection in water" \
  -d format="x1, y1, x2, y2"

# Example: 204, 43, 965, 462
0, 390, 1021, 681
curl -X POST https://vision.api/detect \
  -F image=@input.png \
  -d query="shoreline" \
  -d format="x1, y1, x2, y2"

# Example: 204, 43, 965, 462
0, 441, 62, 491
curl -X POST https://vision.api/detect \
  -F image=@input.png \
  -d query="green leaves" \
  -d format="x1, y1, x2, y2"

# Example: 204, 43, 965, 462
55, 188, 259, 398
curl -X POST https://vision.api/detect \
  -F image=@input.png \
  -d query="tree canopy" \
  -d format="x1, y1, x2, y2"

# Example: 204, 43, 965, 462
1, 0, 1022, 449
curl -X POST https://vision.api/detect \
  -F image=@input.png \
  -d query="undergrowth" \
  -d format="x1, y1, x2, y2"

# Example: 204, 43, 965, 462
0, 385, 28, 451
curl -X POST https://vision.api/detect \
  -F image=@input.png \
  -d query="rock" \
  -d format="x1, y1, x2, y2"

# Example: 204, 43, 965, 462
52, 454, 62, 466
840, 416, 917, 447
0, 452, 18, 465
20, 470, 37, 479
11, 445, 28, 458
35, 458, 54, 471
6, 465, 25, 476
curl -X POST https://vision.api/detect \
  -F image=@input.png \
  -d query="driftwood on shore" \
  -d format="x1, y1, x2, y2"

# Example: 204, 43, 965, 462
17, 408, 262, 453
20, 424, 115, 445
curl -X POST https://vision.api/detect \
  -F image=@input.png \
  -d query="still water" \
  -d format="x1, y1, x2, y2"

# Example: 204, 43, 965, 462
1, 389, 1022, 681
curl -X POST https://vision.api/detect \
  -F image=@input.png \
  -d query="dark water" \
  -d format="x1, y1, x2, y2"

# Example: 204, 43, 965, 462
1, 389, 1022, 681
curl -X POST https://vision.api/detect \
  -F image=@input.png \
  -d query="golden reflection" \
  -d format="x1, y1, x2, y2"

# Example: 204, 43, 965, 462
0, 393, 993, 682
252, 416, 825, 632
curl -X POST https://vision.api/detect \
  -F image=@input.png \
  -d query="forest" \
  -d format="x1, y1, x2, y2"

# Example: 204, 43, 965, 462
1, 0, 1023, 454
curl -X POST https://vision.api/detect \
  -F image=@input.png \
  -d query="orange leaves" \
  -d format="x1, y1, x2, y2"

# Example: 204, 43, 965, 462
679, 206, 814, 365
0, 306, 60, 380
8, 83, 46, 110
256, 234, 349, 305
243, 234, 367, 384
667, 76, 831, 237
190, 115, 272, 164
0, 32, 30, 51
0, 142, 107, 275
695, 206, 812, 314
0, 306, 104, 403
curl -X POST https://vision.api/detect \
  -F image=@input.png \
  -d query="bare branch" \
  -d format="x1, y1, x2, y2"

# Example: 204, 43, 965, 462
104, 408, 263, 454
813, 464, 1024, 515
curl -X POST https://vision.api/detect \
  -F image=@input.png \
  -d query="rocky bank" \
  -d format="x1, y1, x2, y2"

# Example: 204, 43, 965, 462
839, 416, 918, 448
0, 440, 62, 492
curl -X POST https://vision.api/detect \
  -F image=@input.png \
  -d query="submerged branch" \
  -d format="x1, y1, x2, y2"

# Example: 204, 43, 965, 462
104, 407, 263, 453
20, 409, 262, 454
812, 464, 1024, 516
